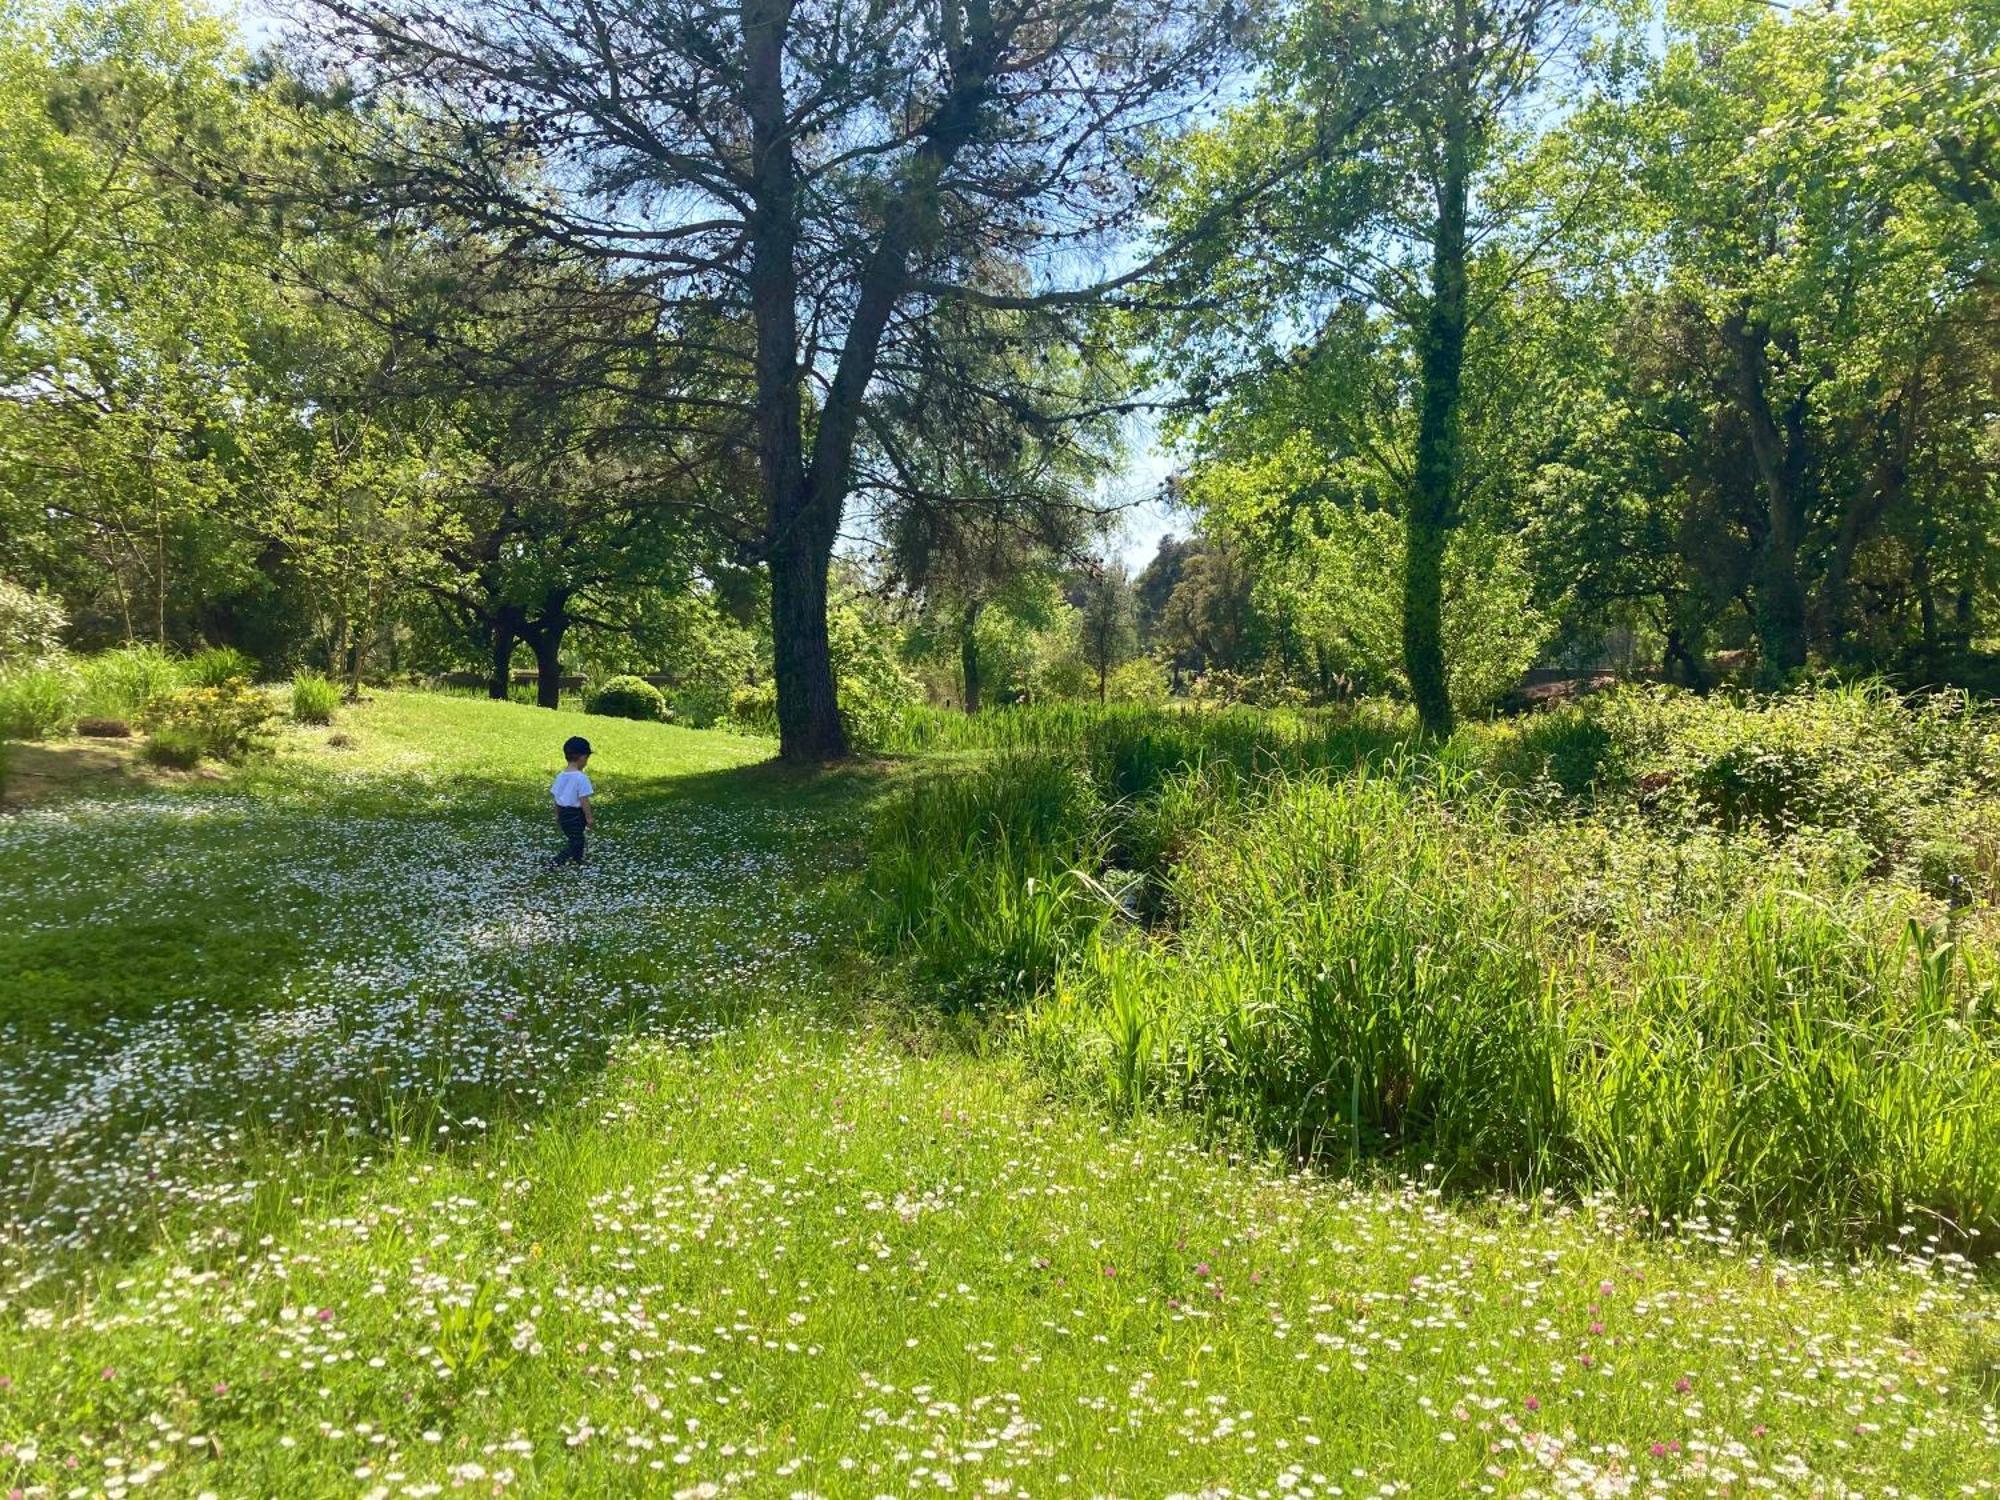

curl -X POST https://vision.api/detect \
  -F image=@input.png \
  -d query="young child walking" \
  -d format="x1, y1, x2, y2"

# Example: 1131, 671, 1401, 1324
547, 735, 595, 869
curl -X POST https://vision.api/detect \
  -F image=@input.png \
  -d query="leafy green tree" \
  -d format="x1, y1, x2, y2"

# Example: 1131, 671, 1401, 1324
1153, 0, 1600, 733
0, 0, 282, 647
1580, 0, 1997, 681
1074, 562, 1141, 705
293, 0, 1240, 760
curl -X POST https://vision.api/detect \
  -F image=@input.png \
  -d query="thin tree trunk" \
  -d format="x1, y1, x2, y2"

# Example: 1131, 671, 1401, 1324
1405, 43, 1471, 739
346, 633, 365, 701
1914, 548, 1939, 655
960, 601, 983, 714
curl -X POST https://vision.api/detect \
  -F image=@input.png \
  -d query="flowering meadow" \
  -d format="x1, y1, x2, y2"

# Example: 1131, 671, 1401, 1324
1, 693, 1997, 1497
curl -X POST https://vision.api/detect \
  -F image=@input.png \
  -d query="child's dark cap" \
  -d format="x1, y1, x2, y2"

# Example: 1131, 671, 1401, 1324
563, 736, 592, 760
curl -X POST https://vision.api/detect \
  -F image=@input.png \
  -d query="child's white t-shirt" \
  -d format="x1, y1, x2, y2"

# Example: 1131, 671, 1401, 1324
552, 769, 594, 807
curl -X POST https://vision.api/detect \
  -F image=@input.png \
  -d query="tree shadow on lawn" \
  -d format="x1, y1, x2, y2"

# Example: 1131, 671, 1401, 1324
0, 750, 902, 1292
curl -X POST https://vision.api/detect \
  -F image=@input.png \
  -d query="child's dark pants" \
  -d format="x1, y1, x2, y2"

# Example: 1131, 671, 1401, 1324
553, 806, 587, 866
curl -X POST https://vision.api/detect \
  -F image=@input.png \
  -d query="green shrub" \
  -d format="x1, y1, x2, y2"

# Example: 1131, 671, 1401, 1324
665, 624, 758, 729
1104, 657, 1171, 705
290, 672, 339, 726
185, 646, 259, 687
0, 580, 66, 665
584, 674, 669, 722
728, 681, 778, 737
77, 645, 184, 720
1589, 683, 1989, 859
0, 660, 79, 739
138, 681, 277, 763
1487, 707, 1620, 798
140, 725, 205, 769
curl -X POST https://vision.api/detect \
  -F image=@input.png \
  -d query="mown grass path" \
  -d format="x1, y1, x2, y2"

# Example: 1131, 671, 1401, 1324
1, 694, 1996, 1498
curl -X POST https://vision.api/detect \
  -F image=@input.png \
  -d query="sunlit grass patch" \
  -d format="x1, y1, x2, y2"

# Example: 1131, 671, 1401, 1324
3, 1022, 1997, 1496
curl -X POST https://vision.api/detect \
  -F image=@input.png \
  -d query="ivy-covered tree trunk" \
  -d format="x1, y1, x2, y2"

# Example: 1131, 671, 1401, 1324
1405, 89, 1471, 740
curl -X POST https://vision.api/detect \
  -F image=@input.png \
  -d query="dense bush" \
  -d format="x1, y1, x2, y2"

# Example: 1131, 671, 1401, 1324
865, 686, 2000, 1251
728, 681, 778, 737
665, 624, 758, 728
138, 681, 278, 763
584, 674, 670, 722
1104, 657, 1171, 705
290, 672, 339, 725
0, 580, 66, 665
140, 726, 205, 769
829, 596, 923, 747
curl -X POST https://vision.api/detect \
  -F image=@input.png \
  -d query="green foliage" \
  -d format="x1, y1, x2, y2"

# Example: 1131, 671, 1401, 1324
139, 724, 204, 769
864, 754, 1111, 1006
0, 659, 78, 739
137, 680, 277, 763
664, 619, 757, 729
76, 645, 184, 720
583, 674, 670, 723
0, 580, 66, 664
290, 672, 339, 726
1587, 684, 1991, 864
828, 591, 922, 747
1104, 657, 1170, 705
869, 687, 2000, 1250
185, 645, 258, 687
728, 681, 778, 737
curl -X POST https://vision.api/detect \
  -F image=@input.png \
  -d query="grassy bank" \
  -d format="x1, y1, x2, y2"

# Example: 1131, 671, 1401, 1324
867, 687, 2000, 1252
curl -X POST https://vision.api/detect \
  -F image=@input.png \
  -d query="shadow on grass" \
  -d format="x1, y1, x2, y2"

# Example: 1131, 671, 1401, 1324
0, 743, 906, 1290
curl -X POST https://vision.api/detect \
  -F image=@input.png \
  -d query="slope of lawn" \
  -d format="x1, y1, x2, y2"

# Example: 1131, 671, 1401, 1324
1, 691, 1996, 1498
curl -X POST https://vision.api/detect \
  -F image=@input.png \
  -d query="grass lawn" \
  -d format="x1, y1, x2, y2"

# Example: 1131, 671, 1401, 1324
1, 692, 1996, 1498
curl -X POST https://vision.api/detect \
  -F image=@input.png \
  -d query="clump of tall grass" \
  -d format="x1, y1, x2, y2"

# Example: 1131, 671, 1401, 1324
1017, 767, 1999, 1248
185, 646, 259, 687
0, 659, 79, 739
290, 672, 339, 725
869, 687, 2000, 1251
864, 754, 1114, 1007
76, 644, 185, 720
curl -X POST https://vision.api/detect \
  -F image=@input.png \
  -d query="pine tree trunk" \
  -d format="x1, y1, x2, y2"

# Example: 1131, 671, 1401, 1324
769, 522, 848, 759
